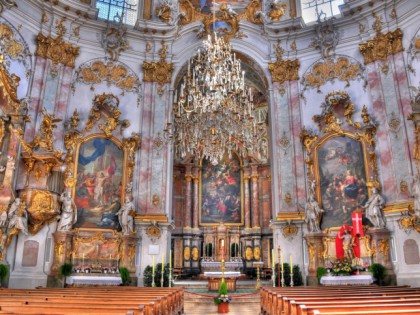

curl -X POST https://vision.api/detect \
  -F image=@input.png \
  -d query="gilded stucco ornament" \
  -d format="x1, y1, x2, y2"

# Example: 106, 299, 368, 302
85, 93, 130, 137
398, 206, 420, 234
0, 54, 26, 115
253, 0, 287, 24
27, 190, 60, 234
282, 220, 298, 240
268, 42, 299, 84
73, 59, 142, 107
155, 0, 184, 25
123, 132, 141, 184
359, 28, 403, 65
35, 18, 79, 68
142, 41, 174, 92
301, 57, 366, 93
100, 14, 128, 61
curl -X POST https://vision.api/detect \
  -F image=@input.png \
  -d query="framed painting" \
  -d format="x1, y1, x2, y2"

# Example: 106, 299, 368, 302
315, 134, 369, 229
199, 151, 243, 226
73, 135, 125, 230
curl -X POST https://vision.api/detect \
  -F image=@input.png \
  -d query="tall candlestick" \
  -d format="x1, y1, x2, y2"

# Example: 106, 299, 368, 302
169, 250, 172, 269
152, 256, 155, 275
272, 249, 275, 268
281, 254, 284, 271
290, 255, 292, 273
162, 255, 164, 271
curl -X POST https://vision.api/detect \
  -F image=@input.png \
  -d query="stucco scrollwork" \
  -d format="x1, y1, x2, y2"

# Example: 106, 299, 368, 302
301, 56, 366, 93
27, 190, 59, 234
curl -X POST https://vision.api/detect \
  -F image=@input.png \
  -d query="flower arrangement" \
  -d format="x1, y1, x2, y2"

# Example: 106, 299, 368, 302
331, 258, 352, 275
214, 281, 232, 305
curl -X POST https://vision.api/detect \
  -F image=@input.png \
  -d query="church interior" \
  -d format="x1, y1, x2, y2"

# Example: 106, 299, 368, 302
0, 0, 420, 308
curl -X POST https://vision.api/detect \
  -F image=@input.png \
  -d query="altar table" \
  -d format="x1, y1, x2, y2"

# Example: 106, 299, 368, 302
66, 275, 122, 286
320, 274, 374, 286
203, 271, 241, 292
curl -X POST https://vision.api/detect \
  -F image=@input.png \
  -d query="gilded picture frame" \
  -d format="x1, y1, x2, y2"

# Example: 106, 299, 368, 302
314, 132, 371, 229
199, 151, 244, 226
72, 134, 127, 230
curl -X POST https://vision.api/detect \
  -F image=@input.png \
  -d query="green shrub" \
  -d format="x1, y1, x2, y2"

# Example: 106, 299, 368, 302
143, 263, 171, 287
59, 263, 73, 278
274, 263, 304, 286
369, 263, 385, 285
119, 267, 131, 286
0, 264, 8, 281
317, 267, 326, 280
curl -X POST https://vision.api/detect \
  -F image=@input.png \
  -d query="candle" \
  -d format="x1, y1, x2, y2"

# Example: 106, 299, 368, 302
152, 256, 155, 275
281, 254, 284, 271
272, 249, 275, 268
169, 250, 172, 269
290, 255, 293, 273
162, 255, 164, 271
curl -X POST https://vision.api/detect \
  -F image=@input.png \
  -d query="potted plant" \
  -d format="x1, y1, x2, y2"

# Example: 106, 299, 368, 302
0, 264, 8, 287
317, 267, 326, 282
59, 263, 73, 288
214, 281, 232, 313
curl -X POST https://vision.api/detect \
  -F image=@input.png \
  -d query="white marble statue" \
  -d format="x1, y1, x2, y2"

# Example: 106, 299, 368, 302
412, 175, 420, 217
57, 192, 77, 231
7, 198, 28, 235
117, 196, 135, 235
305, 191, 324, 233
363, 187, 386, 229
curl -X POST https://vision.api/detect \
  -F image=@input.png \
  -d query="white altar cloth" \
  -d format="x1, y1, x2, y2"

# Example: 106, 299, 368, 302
320, 275, 374, 286
66, 275, 122, 286
204, 271, 241, 277
201, 261, 243, 271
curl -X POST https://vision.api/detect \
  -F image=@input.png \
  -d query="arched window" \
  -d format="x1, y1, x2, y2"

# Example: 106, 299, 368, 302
301, 0, 344, 24
96, 0, 139, 26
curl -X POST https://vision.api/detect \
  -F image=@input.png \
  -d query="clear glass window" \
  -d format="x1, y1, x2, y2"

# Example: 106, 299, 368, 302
301, 0, 345, 24
96, 0, 139, 26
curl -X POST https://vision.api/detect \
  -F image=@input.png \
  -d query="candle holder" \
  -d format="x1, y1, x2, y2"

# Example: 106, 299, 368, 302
281, 267, 285, 287
168, 268, 172, 288
152, 271, 156, 287
252, 261, 264, 290
290, 271, 294, 287
161, 269, 164, 287
271, 266, 276, 287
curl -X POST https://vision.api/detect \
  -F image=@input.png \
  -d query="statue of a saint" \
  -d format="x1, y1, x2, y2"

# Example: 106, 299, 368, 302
305, 182, 324, 232
57, 192, 77, 231
7, 198, 28, 235
412, 174, 420, 217
117, 196, 135, 235
363, 188, 386, 229
339, 229, 354, 260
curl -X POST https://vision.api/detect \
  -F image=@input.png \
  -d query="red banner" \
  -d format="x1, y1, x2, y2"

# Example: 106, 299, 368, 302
352, 212, 364, 237
335, 224, 361, 259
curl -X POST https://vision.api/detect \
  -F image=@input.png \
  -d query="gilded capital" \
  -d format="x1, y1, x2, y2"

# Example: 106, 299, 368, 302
359, 28, 403, 65
142, 60, 174, 85
36, 32, 80, 67
268, 58, 299, 84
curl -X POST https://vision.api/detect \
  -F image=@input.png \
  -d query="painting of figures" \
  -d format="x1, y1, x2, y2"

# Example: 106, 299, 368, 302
200, 152, 243, 225
74, 137, 124, 230
317, 136, 368, 229
190, 0, 252, 15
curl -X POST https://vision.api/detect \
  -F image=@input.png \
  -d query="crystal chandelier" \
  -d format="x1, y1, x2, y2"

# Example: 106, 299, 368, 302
164, 33, 260, 165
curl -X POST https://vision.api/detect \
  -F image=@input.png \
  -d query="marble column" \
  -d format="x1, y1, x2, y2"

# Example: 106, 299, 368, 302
251, 166, 260, 228
192, 167, 199, 229
51, 231, 73, 275
184, 166, 193, 228
243, 167, 251, 229
304, 233, 324, 286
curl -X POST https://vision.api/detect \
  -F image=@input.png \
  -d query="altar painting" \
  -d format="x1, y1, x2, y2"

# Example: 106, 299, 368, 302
193, 0, 252, 15
200, 152, 243, 225
74, 137, 124, 229
316, 136, 368, 229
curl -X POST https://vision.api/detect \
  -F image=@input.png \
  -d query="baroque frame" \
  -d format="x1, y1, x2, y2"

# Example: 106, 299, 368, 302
199, 151, 244, 226
300, 91, 379, 230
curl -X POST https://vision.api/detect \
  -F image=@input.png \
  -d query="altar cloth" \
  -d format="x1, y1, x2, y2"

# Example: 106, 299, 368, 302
66, 275, 122, 286
320, 275, 374, 285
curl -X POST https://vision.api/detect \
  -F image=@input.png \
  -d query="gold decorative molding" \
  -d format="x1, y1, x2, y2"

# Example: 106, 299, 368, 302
276, 211, 304, 221
74, 60, 141, 94
383, 201, 413, 213
123, 132, 141, 184
27, 190, 59, 234
302, 57, 365, 93
135, 213, 168, 223
268, 42, 299, 84
0, 54, 24, 114
0, 23, 24, 60
359, 28, 403, 65
35, 19, 79, 67
85, 93, 130, 137
142, 41, 174, 89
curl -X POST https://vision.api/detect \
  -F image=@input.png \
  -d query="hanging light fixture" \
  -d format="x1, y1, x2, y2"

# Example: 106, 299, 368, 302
164, 33, 261, 165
